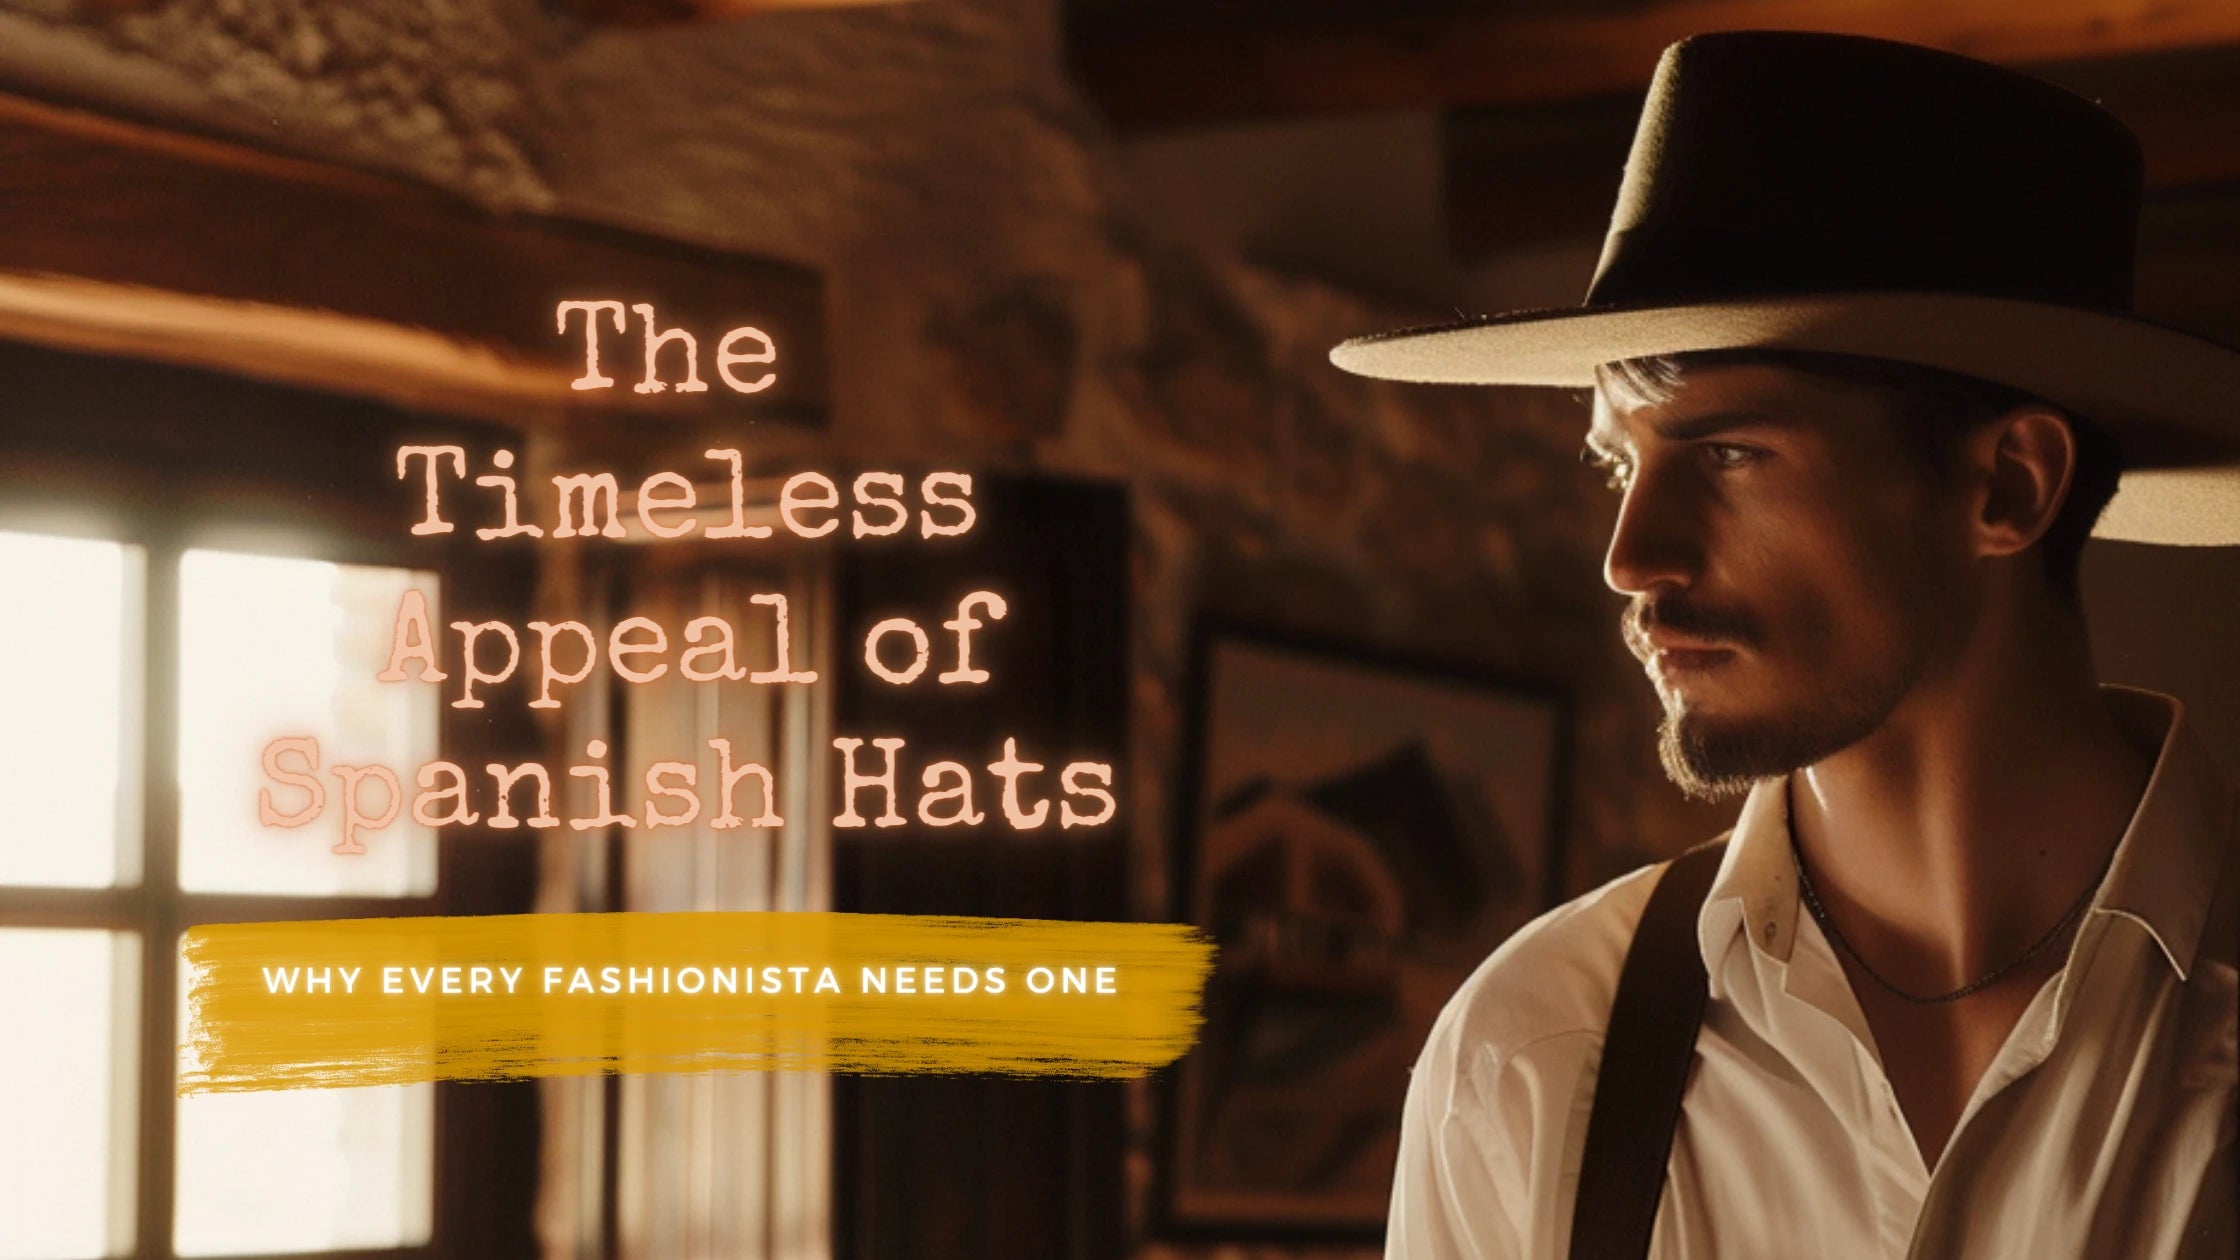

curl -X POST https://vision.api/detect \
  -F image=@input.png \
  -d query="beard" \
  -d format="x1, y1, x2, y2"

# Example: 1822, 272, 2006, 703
1655, 675, 1911, 801
1629, 592, 1936, 802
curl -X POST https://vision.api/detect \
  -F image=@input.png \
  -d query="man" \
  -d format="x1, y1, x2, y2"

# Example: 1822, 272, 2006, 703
1328, 30, 2239, 1260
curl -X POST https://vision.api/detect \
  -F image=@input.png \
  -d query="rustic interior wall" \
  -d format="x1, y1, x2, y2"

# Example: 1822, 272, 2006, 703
0, 0, 1725, 1254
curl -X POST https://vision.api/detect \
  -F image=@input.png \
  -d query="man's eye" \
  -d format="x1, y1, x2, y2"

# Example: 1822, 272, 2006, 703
1705, 443, 1759, 470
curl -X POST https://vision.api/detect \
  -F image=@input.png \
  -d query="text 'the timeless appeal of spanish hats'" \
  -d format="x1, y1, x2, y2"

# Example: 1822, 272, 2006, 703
1327, 30, 2240, 545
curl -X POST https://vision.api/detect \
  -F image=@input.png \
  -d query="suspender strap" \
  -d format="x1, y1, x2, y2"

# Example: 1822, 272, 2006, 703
1566, 839, 1729, 1260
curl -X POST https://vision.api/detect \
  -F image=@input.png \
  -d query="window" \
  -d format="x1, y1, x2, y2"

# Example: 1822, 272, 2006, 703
0, 528, 444, 1258
1, 346, 540, 1259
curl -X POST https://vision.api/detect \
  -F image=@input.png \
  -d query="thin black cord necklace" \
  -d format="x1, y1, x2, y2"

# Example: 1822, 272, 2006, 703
1784, 780, 2110, 1005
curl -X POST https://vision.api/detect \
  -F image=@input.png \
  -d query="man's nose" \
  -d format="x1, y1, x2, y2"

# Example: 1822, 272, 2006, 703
1602, 465, 1705, 596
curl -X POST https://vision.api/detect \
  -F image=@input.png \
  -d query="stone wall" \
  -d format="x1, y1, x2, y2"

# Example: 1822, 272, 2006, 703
0, 0, 1727, 1253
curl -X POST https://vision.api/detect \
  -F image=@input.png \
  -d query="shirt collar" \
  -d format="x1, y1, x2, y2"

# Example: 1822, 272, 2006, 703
2089, 687, 2232, 980
1695, 685, 2235, 983
1696, 773, 1801, 972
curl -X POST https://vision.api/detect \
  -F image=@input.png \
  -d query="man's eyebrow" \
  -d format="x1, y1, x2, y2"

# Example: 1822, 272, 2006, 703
1583, 408, 1787, 459
1651, 408, 1789, 441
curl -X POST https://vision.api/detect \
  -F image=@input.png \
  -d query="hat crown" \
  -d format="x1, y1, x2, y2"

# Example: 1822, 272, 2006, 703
1586, 31, 2145, 312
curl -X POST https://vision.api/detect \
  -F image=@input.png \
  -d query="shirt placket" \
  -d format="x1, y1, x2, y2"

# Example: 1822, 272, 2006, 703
1767, 919, 1930, 1260
1854, 1042, 1934, 1260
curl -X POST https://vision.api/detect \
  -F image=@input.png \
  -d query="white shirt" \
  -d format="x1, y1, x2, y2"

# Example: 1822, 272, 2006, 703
1388, 687, 2238, 1259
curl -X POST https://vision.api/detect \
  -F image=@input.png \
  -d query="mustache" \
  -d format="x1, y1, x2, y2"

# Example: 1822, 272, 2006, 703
1623, 596, 1762, 660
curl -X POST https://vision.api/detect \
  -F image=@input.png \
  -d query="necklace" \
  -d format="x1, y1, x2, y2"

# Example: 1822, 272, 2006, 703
1785, 783, 2110, 1005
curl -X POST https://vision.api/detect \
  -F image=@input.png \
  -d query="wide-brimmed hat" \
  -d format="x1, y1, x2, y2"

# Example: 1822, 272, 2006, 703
1327, 30, 2240, 545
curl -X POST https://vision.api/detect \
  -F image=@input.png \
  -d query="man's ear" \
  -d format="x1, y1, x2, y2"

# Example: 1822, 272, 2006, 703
1967, 405, 2077, 559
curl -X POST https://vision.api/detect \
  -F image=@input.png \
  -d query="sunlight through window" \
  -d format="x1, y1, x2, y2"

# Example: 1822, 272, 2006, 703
0, 532, 142, 889
0, 928, 137, 1260
177, 551, 438, 896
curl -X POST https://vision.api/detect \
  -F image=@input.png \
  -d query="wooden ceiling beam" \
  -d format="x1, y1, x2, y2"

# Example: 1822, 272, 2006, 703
0, 91, 829, 424
1072, 0, 2240, 132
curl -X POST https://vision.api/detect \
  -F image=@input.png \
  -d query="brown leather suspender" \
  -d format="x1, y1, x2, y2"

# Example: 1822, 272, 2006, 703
1566, 839, 1729, 1260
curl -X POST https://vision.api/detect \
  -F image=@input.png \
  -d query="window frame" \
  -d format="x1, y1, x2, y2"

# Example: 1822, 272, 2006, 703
0, 342, 543, 1260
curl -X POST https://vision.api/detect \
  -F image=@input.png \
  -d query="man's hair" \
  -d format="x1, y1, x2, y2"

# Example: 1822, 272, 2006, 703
1592, 348, 2124, 605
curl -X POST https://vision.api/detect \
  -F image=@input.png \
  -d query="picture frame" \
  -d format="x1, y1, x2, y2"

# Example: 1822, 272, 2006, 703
1157, 618, 1571, 1241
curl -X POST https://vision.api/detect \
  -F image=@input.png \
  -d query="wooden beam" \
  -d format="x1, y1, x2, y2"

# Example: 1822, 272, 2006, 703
1442, 42, 2240, 260
0, 91, 829, 424
564, 0, 912, 25
1072, 0, 2240, 132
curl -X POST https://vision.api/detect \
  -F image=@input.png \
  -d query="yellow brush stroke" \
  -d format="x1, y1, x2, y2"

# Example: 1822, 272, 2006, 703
180, 912, 1214, 1093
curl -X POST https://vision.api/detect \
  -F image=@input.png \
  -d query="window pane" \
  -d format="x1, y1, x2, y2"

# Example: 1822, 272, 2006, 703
0, 531, 142, 888
0, 928, 139, 1260
173, 1083, 434, 1255
178, 550, 438, 896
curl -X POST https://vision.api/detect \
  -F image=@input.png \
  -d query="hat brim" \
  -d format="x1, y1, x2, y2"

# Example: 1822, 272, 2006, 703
1328, 292, 2240, 546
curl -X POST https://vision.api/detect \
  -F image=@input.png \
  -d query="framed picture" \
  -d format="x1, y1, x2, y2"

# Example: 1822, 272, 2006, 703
1158, 620, 1570, 1240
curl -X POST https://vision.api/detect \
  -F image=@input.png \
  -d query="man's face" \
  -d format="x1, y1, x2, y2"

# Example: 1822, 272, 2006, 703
1586, 362, 1971, 799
